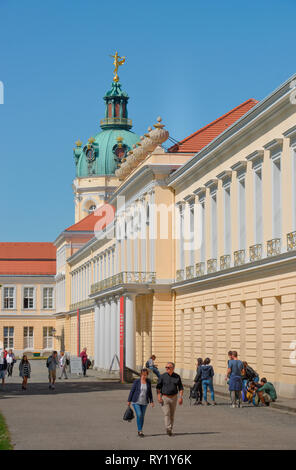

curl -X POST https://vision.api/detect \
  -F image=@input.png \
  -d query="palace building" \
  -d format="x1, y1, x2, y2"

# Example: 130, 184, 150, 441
0, 57, 295, 398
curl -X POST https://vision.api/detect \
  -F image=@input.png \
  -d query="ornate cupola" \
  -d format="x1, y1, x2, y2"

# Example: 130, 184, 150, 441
101, 81, 132, 130
73, 52, 140, 178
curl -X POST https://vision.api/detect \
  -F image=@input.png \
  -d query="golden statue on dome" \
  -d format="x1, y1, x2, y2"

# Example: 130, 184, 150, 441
110, 51, 126, 82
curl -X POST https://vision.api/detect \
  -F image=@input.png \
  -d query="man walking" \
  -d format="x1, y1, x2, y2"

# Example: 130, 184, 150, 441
47, 350, 59, 389
156, 362, 184, 436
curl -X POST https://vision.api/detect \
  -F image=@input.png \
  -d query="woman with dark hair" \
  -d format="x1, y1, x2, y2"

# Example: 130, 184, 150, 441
196, 357, 216, 405
193, 358, 203, 405
19, 354, 31, 390
127, 368, 154, 437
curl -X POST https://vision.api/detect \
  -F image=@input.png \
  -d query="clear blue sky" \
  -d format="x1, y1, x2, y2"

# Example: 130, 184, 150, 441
0, 0, 295, 241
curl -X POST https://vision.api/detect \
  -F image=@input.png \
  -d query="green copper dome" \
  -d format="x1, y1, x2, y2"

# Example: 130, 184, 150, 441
74, 82, 140, 177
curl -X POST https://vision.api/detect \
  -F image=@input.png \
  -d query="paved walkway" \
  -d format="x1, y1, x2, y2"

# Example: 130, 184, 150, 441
0, 361, 296, 450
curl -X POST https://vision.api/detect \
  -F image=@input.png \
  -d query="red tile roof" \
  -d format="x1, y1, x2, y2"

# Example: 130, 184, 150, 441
168, 99, 258, 153
0, 242, 56, 275
65, 204, 115, 232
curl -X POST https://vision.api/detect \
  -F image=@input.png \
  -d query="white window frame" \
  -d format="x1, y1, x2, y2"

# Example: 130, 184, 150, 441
23, 286, 35, 310
42, 286, 55, 310
2, 285, 16, 310
254, 163, 263, 245
23, 326, 34, 350
43, 326, 54, 350
211, 191, 217, 259
3, 326, 14, 349
292, 142, 296, 231
271, 152, 282, 240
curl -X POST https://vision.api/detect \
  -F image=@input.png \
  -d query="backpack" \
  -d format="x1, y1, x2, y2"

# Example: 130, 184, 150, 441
46, 357, 51, 368
66, 358, 70, 366
145, 360, 150, 368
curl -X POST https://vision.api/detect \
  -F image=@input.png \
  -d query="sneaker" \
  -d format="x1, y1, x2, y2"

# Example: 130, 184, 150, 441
231, 404, 236, 408
49, 384, 52, 389
205, 401, 211, 406
166, 429, 172, 436
212, 401, 217, 406
138, 432, 144, 438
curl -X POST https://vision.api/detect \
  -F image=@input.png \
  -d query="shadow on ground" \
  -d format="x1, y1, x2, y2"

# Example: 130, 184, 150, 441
0, 381, 130, 397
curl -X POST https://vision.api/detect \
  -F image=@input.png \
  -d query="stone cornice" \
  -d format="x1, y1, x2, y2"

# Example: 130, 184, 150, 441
263, 138, 283, 151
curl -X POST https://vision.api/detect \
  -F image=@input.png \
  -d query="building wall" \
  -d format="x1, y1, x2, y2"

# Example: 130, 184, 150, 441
0, 317, 57, 356
174, 269, 296, 398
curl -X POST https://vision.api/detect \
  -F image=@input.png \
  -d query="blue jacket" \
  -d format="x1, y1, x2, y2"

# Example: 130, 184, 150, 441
128, 379, 153, 404
197, 364, 214, 381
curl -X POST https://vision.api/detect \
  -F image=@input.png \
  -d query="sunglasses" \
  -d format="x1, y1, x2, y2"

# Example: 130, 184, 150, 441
165, 366, 173, 369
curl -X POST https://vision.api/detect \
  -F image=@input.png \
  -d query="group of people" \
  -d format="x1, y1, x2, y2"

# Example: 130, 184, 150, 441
191, 350, 277, 408
127, 351, 278, 437
0, 347, 91, 390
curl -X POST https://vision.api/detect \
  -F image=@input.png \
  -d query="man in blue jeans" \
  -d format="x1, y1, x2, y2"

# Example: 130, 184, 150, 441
196, 357, 216, 406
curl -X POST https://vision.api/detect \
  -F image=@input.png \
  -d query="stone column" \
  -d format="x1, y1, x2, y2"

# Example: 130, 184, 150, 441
125, 293, 136, 370
110, 296, 117, 371
99, 301, 105, 369
104, 299, 111, 370
94, 302, 100, 368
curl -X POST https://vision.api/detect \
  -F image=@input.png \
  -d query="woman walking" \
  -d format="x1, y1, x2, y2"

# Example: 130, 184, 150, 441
7, 349, 16, 377
19, 355, 31, 390
127, 368, 154, 437
197, 357, 216, 406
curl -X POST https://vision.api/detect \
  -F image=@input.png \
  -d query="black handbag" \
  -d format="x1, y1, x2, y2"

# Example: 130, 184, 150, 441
123, 406, 134, 422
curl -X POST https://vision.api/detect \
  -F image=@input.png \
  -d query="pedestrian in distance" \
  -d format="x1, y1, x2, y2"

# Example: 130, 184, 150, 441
127, 368, 154, 437
58, 351, 68, 379
227, 351, 245, 408
193, 358, 203, 405
19, 354, 31, 390
46, 350, 59, 389
0, 350, 7, 386
6, 349, 16, 377
156, 362, 184, 436
196, 357, 217, 406
80, 347, 88, 377
145, 355, 160, 379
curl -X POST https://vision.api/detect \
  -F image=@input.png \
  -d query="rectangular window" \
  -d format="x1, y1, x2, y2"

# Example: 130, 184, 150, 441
3, 287, 15, 309
254, 166, 263, 244
189, 204, 195, 266
272, 155, 282, 239
292, 145, 296, 230
24, 327, 34, 349
224, 185, 231, 254
211, 193, 217, 258
43, 287, 54, 309
23, 287, 34, 309
238, 178, 246, 250
200, 199, 205, 262
43, 327, 54, 349
3, 327, 14, 349
179, 205, 184, 269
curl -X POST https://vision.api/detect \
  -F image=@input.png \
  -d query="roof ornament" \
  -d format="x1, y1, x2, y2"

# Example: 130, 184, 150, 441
109, 51, 126, 83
